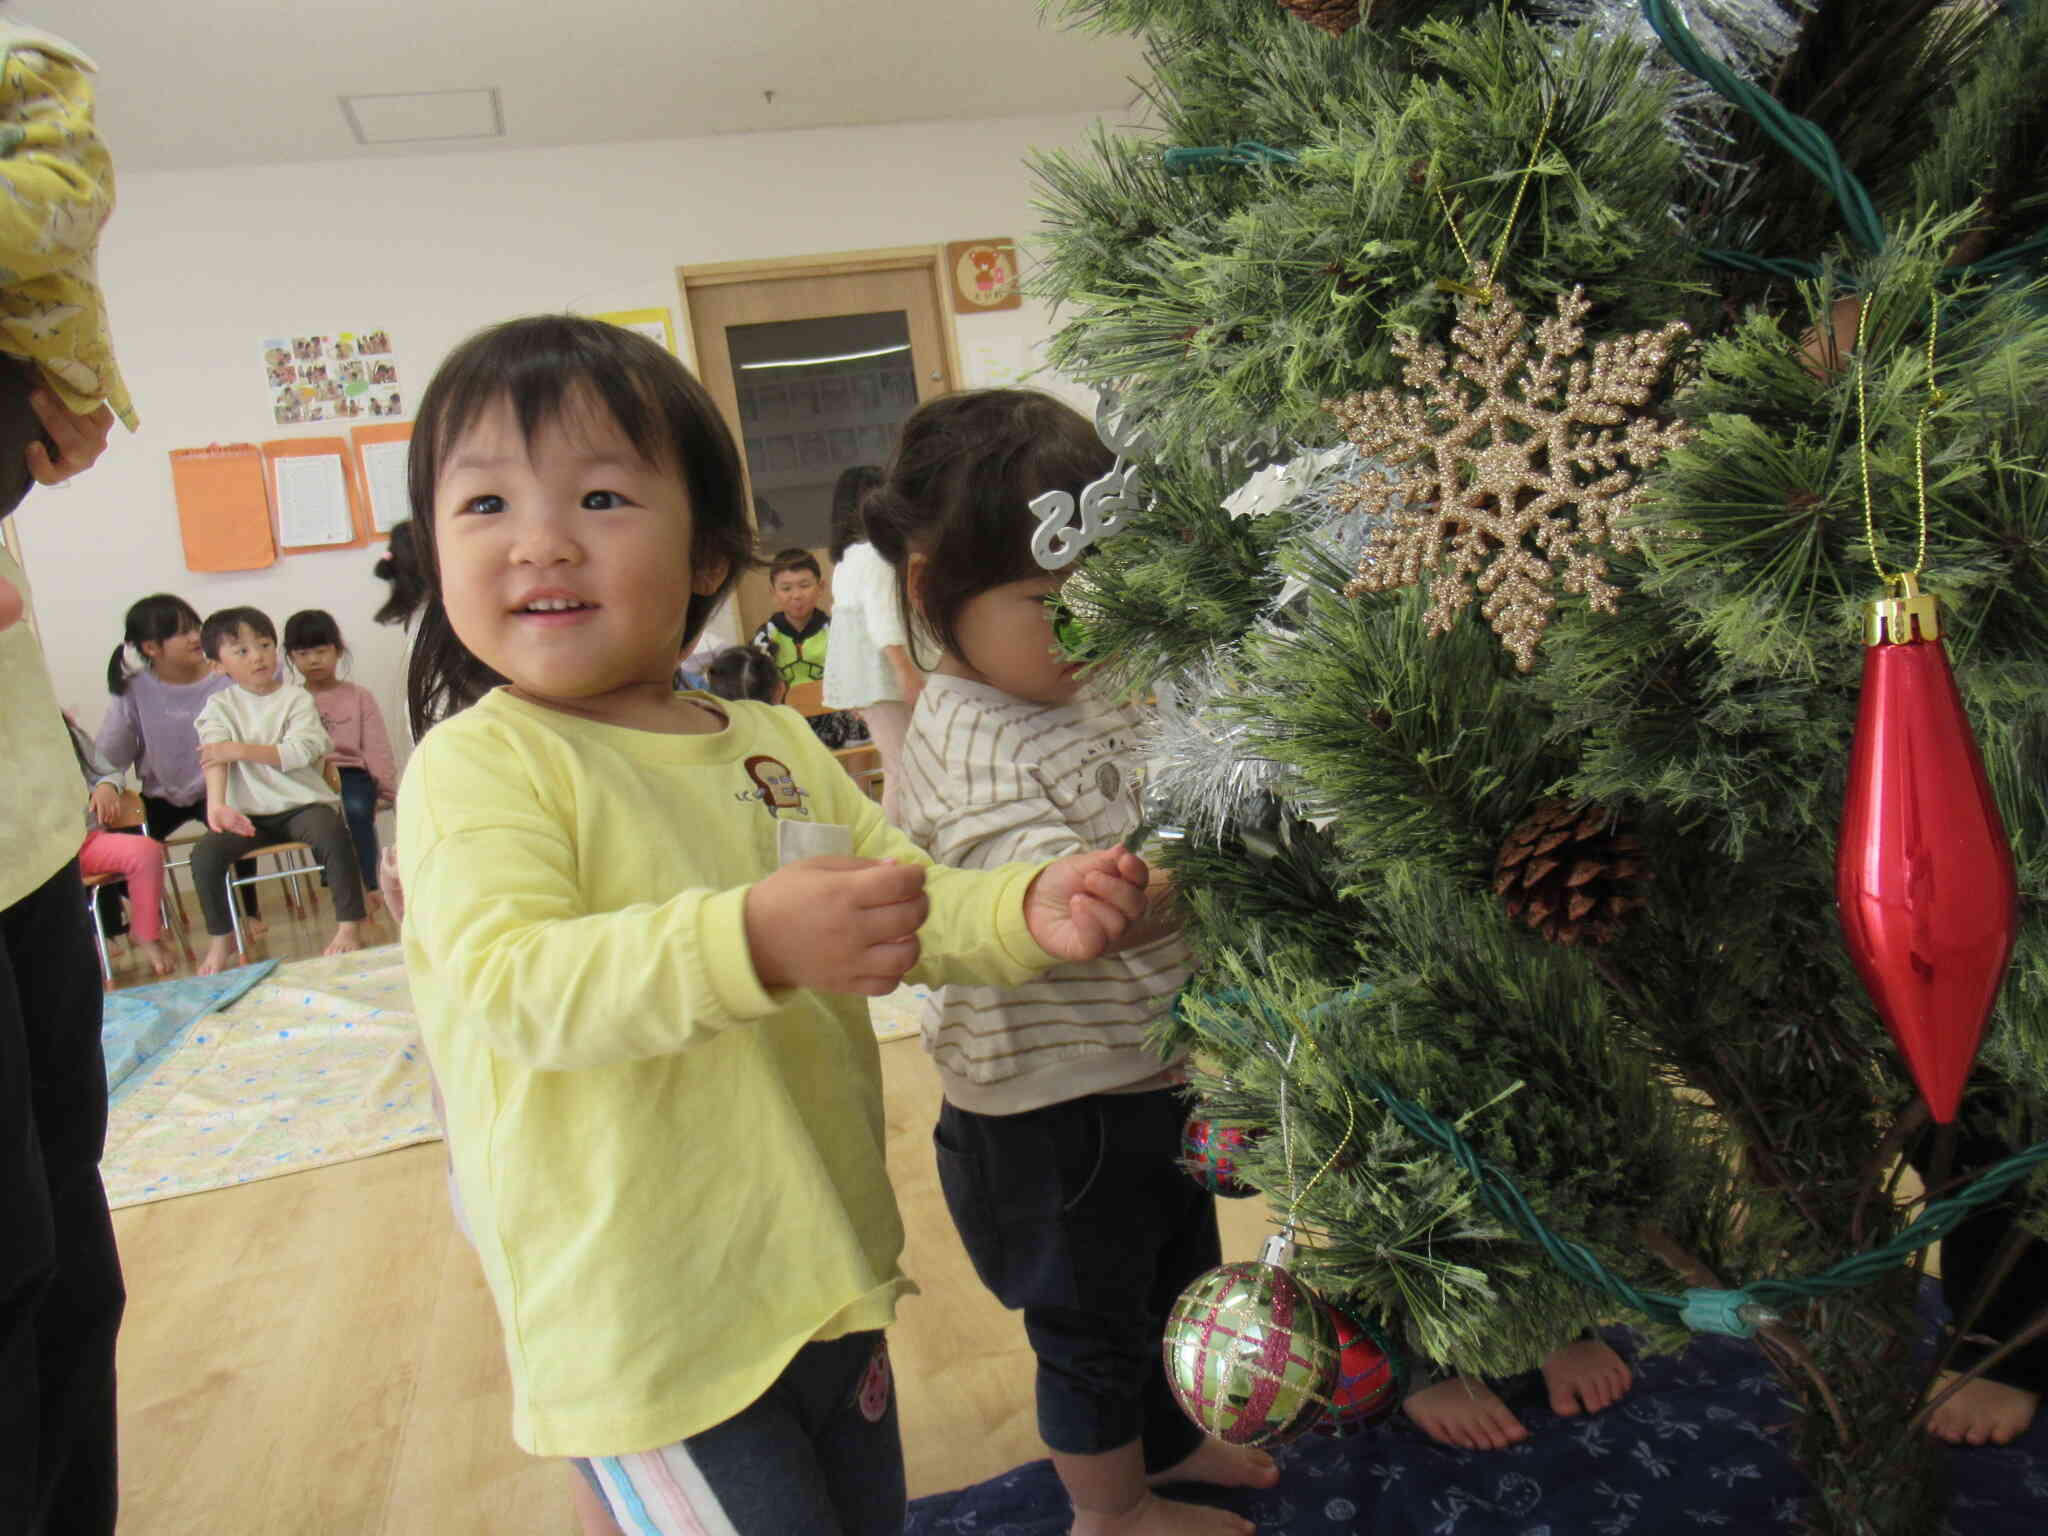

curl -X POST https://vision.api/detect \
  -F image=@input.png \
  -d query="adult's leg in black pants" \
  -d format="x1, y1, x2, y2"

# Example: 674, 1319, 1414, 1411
143, 795, 260, 919
0, 860, 126, 1536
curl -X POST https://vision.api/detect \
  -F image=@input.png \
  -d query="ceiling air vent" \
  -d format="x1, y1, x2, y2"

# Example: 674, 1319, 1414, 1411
340, 88, 504, 146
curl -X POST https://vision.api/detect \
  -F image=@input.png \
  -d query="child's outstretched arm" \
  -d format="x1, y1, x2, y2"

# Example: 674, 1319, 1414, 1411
828, 767, 1155, 987
402, 724, 970, 1068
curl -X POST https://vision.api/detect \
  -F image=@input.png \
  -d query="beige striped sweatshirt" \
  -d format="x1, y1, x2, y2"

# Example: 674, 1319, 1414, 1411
897, 674, 1191, 1114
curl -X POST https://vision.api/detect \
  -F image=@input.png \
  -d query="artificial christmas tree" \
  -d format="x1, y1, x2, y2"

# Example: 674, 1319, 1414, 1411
1034, 1, 2048, 1529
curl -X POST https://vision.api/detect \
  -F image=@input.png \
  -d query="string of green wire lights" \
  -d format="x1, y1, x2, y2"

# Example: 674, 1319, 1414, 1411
1193, 986, 2048, 1339
1158, 2, 2045, 281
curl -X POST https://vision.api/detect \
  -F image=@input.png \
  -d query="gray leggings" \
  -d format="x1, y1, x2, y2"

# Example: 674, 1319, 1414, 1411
190, 804, 364, 937
574, 1331, 904, 1536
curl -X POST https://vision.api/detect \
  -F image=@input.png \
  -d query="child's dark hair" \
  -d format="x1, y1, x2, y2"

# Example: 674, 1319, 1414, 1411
705, 645, 784, 705
829, 464, 882, 561
391, 314, 755, 741
200, 606, 277, 659
0, 355, 55, 521
283, 608, 345, 654
372, 520, 431, 628
861, 389, 1112, 668
107, 593, 203, 695
768, 547, 821, 583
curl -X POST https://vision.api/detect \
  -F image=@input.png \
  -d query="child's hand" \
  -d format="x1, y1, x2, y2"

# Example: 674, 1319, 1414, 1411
1024, 847, 1150, 962
744, 856, 930, 997
207, 800, 256, 837
377, 847, 405, 922
88, 782, 122, 824
199, 740, 246, 768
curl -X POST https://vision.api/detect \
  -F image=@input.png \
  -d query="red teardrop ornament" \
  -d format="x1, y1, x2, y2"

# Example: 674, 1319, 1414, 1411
1835, 583, 2018, 1123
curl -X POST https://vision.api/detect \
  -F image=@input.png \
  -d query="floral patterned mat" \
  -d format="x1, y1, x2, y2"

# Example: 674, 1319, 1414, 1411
103, 958, 278, 1107
102, 944, 440, 1209
870, 981, 930, 1044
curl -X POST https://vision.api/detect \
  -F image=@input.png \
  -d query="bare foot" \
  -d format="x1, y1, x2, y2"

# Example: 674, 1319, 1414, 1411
244, 916, 268, 939
1404, 1374, 1528, 1451
1149, 1438, 1278, 1492
1071, 1491, 1254, 1536
197, 938, 235, 976
323, 921, 364, 958
1542, 1337, 1632, 1417
1926, 1371, 2041, 1447
135, 938, 177, 978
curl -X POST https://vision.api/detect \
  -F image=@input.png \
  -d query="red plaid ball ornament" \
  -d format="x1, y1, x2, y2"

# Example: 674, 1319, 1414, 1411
1318, 1303, 1398, 1431
1181, 1115, 1261, 1199
1162, 1236, 1340, 1444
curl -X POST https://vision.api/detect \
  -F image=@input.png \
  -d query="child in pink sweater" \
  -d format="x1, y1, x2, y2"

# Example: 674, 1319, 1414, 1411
283, 609, 396, 915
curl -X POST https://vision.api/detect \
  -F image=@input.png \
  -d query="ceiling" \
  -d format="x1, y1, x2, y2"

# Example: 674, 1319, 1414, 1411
55, 0, 1154, 174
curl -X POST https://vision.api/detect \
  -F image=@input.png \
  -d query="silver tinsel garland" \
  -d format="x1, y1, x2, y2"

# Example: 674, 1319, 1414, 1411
1540, 0, 1811, 180
1146, 648, 1299, 845
1142, 446, 1391, 843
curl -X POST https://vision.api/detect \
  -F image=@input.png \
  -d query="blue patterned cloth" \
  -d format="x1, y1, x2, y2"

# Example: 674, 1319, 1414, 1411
907, 1317, 2046, 1534
100, 960, 278, 1106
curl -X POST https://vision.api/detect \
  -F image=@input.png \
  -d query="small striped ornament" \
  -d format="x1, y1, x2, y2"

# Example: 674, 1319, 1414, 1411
1180, 1115, 1261, 1199
1162, 1238, 1340, 1445
1319, 1303, 1398, 1431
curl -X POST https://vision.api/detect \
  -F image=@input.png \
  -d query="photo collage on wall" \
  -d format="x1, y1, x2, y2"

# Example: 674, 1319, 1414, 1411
263, 330, 402, 425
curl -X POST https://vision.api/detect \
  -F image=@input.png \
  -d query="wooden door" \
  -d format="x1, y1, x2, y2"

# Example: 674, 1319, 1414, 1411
680, 250, 957, 638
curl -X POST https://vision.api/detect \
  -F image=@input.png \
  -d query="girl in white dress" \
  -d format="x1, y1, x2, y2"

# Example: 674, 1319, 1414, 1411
822, 465, 920, 820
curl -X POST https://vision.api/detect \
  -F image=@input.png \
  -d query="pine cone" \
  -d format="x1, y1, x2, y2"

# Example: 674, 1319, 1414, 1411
1493, 800, 1652, 947
1274, 0, 1427, 34
1275, 0, 1360, 36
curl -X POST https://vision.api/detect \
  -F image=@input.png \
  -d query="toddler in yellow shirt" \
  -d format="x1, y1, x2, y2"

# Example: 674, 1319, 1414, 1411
392, 315, 1151, 1536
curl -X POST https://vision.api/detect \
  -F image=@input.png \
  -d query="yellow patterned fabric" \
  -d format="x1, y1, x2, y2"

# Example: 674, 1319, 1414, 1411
0, 25, 135, 429
101, 947, 442, 1210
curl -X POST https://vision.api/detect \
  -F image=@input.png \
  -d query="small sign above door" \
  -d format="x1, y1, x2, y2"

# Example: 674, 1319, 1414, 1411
945, 239, 1022, 313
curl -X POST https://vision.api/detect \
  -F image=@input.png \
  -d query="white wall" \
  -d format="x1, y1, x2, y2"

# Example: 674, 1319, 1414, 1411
20, 109, 1106, 765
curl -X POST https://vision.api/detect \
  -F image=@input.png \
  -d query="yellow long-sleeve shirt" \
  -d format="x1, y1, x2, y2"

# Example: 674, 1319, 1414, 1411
398, 688, 1057, 1457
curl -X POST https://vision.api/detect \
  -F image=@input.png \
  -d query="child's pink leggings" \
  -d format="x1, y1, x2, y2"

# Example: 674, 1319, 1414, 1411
79, 828, 167, 941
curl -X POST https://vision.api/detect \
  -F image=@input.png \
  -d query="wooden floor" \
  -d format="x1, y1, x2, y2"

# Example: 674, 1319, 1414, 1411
104, 904, 1273, 1534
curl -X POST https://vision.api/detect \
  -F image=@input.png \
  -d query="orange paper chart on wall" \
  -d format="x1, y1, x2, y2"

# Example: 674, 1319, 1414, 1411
264, 436, 370, 554
350, 421, 412, 539
170, 444, 277, 572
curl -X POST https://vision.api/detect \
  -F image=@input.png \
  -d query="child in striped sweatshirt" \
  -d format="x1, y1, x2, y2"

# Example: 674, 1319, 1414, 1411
870, 388, 1278, 1536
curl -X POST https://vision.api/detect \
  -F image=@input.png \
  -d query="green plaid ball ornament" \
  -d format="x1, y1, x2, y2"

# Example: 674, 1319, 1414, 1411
1162, 1235, 1340, 1444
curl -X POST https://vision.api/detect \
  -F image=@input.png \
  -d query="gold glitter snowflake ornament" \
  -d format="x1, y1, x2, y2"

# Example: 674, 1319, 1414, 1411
1330, 266, 1693, 669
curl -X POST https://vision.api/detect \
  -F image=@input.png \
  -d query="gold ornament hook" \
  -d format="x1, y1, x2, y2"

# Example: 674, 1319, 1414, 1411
1865, 571, 1943, 646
